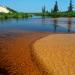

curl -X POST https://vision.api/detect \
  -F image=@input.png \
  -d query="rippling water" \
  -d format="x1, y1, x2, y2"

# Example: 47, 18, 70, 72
0, 17, 75, 32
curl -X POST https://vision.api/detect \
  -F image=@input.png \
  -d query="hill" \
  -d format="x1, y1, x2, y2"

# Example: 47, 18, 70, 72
0, 6, 17, 13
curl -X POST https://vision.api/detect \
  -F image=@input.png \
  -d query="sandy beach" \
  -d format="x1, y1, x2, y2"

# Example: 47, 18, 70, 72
0, 32, 49, 75
0, 32, 75, 75
33, 34, 75, 75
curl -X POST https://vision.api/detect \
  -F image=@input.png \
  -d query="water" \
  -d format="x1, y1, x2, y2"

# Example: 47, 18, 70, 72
0, 17, 75, 33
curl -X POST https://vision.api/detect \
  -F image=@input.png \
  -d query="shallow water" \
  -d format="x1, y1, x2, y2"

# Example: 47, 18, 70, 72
0, 17, 75, 33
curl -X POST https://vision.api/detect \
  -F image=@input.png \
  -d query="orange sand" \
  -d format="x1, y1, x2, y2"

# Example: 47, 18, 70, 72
0, 32, 49, 75
33, 34, 75, 75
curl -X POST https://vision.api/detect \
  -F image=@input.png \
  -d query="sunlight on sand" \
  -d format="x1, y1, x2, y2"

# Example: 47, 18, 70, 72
33, 34, 75, 75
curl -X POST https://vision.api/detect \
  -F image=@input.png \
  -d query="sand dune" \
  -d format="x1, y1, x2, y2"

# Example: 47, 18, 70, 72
33, 34, 75, 75
0, 6, 10, 13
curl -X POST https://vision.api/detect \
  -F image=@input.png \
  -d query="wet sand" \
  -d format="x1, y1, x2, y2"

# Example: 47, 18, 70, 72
0, 32, 75, 75
33, 34, 75, 75
0, 32, 49, 75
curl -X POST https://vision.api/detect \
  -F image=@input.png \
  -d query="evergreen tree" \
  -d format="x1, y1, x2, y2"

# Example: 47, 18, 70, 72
42, 5, 46, 13
68, 0, 73, 12
51, 9, 53, 13
53, 1, 59, 12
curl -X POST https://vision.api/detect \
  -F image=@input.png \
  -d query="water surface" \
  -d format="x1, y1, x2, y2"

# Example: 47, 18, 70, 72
0, 17, 75, 33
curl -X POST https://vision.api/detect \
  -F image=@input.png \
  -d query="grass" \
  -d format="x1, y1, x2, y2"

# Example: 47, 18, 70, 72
33, 11, 75, 18
0, 12, 32, 20
0, 11, 75, 19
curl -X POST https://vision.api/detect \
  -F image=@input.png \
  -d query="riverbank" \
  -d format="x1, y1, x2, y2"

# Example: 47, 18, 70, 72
0, 32, 75, 75
0, 32, 49, 75
33, 34, 75, 75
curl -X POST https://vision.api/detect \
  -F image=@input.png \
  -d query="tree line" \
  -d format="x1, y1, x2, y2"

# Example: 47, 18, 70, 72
40, 0, 75, 17
0, 0, 75, 19
42, 0, 73, 13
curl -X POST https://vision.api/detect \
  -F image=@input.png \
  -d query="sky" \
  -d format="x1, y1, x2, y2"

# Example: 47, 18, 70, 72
0, 0, 75, 12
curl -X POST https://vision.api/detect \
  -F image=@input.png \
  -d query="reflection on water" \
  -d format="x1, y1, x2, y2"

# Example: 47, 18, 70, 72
67, 18, 72, 32
53, 19, 58, 32
42, 17, 46, 25
0, 18, 75, 32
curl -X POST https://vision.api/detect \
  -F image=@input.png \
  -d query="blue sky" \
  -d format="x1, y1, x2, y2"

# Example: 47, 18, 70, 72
0, 0, 75, 12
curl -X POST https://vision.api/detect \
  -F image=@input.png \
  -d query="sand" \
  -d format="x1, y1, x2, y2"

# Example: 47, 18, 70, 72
0, 32, 49, 75
0, 6, 10, 13
33, 34, 75, 75
0, 32, 75, 75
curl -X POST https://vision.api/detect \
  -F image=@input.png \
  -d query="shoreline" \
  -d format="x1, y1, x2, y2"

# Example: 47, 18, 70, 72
0, 32, 49, 75
0, 32, 75, 75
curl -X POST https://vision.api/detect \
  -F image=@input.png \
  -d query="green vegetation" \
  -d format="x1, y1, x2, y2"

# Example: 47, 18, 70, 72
35, 0, 75, 18
68, 0, 73, 12
50, 0, 75, 17
50, 12, 75, 17
0, 7, 32, 19
34, 11, 75, 18
52, 1, 59, 13
0, 0, 75, 18
42, 5, 46, 14
6, 7, 17, 13
0, 12, 32, 19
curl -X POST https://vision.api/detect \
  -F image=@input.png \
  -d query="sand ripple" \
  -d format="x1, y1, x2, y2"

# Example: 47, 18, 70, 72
0, 32, 49, 75
33, 34, 75, 75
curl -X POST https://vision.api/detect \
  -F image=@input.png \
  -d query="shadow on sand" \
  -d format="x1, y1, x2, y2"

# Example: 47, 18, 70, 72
0, 68, 8, 75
